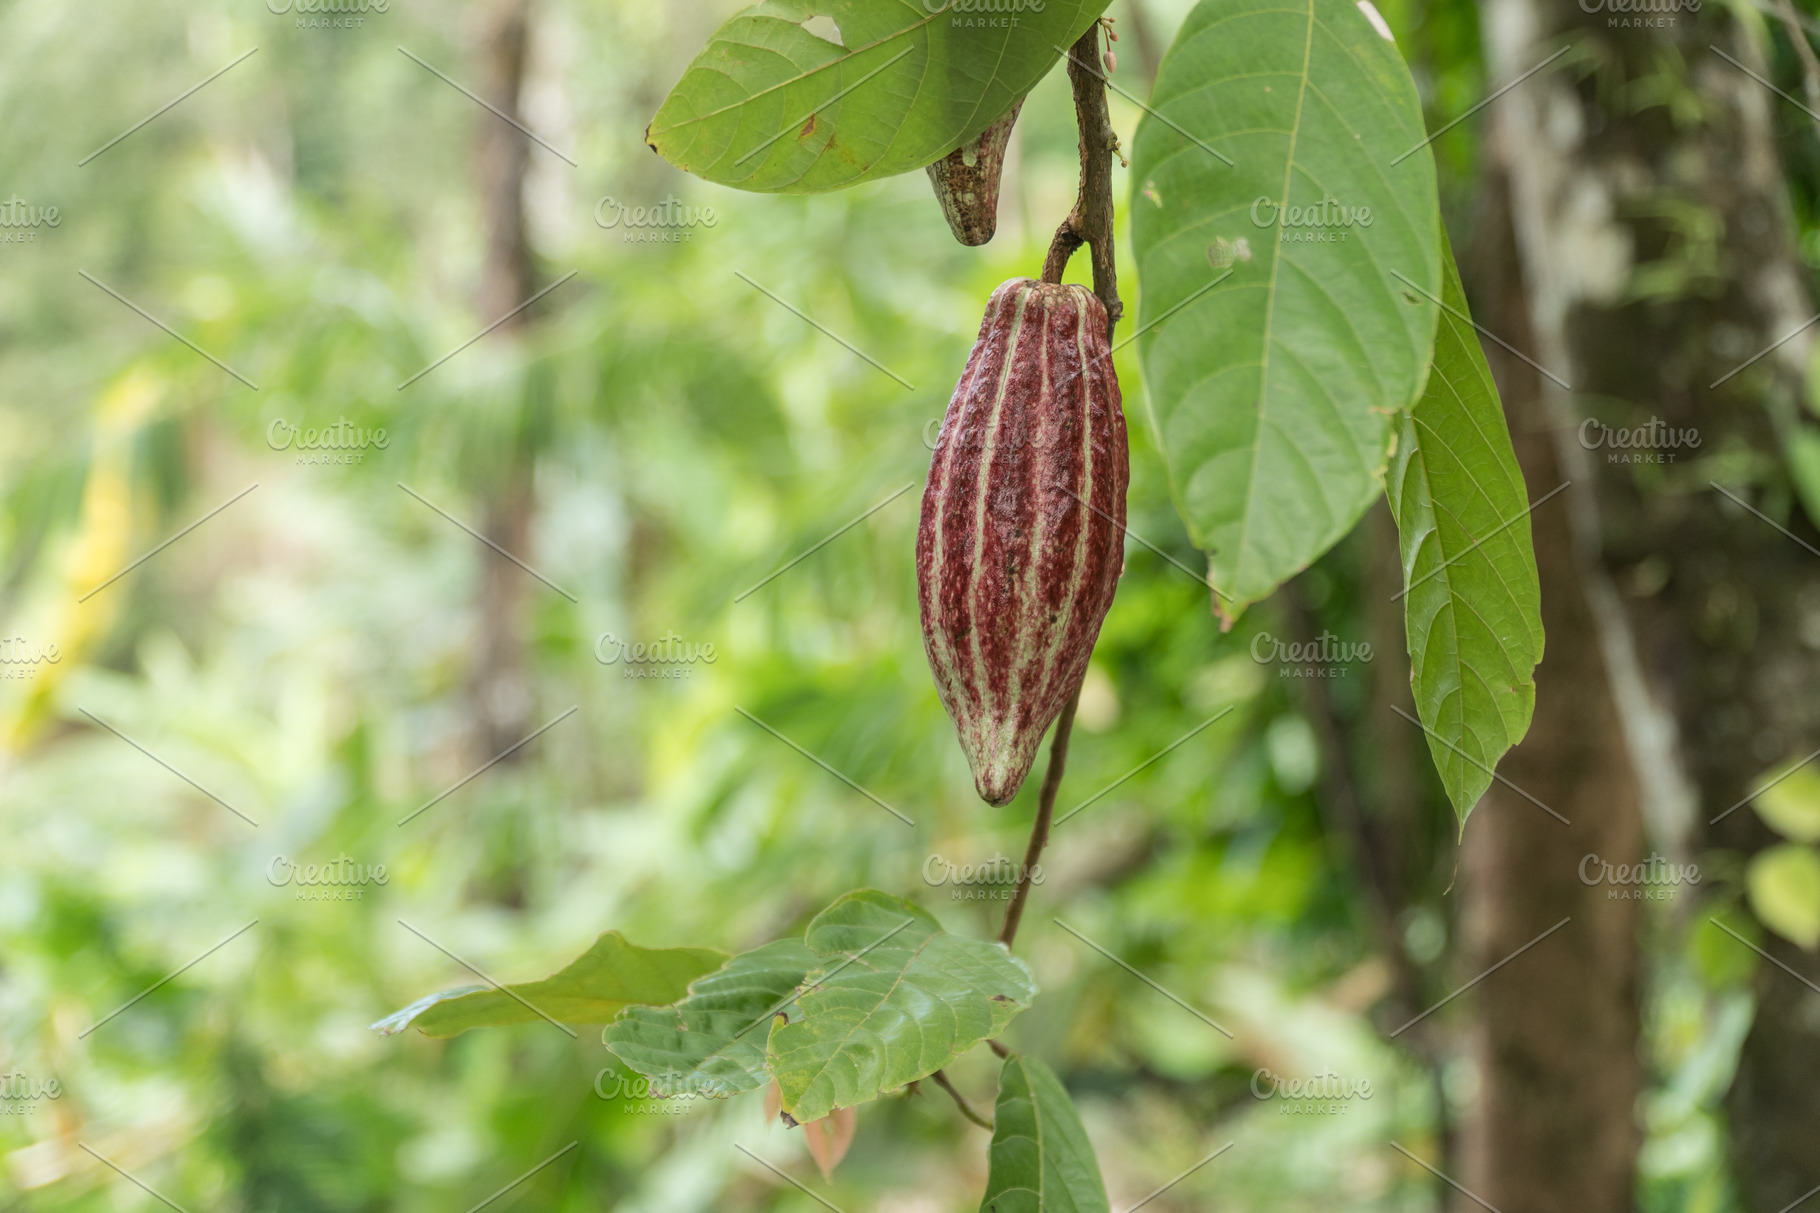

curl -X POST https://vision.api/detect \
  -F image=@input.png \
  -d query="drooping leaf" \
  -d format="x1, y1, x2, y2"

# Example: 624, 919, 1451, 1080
371, 932, 727, 1038
803, 1105, 859, 1179
979, 1054, 1109, 1213
1129, 0, 1440, 622
1747, 844, 1820, 950
604, 938, 819, 1096
646, 0, 1109, 194
767, 889, 1035, 1122
1387, 237, 1542, 827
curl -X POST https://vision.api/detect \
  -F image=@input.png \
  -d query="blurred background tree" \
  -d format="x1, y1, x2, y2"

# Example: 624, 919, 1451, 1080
0, 0, 1815, 1209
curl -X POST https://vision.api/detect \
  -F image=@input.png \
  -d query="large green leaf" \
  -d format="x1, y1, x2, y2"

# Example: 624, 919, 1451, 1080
1129, 0, 1440, 622
767, 890, 1035, 1122
1747, 844, 1820, 950
646, 0, 1108, 194
1386, 238, 1542, 827
371, 932, 727, 1038
979, 1054, 1109, 1213
603, 938, 818, 1096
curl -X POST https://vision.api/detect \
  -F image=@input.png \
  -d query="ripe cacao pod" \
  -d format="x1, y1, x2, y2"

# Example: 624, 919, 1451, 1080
924, 101, 1021, 247
917, 278, 1128, 806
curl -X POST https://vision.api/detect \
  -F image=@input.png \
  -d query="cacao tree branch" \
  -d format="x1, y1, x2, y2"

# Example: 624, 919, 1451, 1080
931, 1067, 994, 1130
1042, 22, 1123, 338
998, 689, 1081, 948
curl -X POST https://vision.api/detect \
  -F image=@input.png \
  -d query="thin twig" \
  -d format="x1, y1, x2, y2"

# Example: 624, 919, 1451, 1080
1773, 0, 1820, 122
1042, 22, 1123, 337
931, 1068, 994, 1130
999, 689, 1082, 948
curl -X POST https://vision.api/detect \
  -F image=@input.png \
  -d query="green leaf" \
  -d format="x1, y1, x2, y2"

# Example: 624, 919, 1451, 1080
603, 938, 818, 1097
1129, 0, 1440, 621
371, 932, 727, 1038
979, 1054, 1109, 1213
1746, 844, 1820, 950
1387, 237, 1542, 828
646, 0, 1109, 194
1754, 761, 1820, 843
767, 889, 1035, 1122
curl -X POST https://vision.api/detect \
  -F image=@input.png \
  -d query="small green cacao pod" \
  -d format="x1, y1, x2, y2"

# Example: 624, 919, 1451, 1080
917, 278, 1129, 805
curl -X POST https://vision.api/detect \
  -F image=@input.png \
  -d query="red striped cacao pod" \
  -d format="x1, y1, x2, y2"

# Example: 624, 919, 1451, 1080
917, 278, 1128, 806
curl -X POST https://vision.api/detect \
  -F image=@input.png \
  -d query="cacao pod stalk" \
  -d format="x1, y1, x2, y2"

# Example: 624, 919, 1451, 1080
917, 278, 1128, 806
924, 101, 1022, 247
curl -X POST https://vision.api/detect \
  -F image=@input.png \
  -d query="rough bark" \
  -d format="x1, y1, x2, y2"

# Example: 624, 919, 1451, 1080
1479, 0, 1820, 1204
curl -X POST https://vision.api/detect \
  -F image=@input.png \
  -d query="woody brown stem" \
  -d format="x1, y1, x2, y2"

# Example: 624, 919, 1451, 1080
998, 688, 1081, 949
931, 1068, 994, 1130
1041, 22, 1122, 340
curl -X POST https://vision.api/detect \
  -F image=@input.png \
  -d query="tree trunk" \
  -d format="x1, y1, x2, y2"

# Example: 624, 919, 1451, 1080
1478, 0, 1820, 1204
1452, 175, 1645, 1213
466, 0, 538, 763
